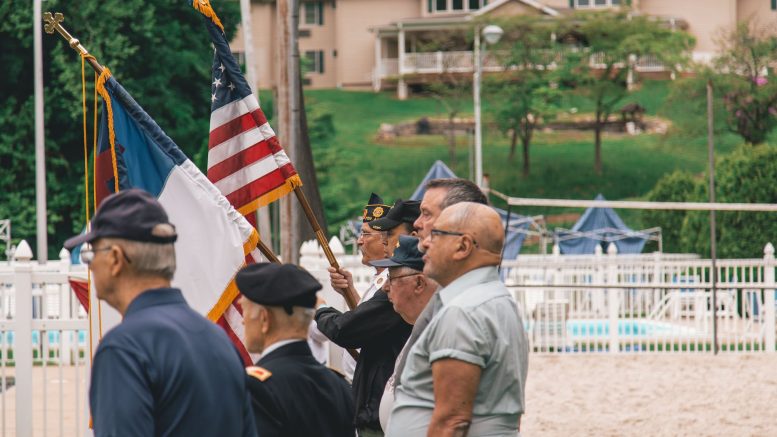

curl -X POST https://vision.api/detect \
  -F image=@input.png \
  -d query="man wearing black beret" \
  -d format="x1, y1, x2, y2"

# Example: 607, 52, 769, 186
237, 263, 355, 437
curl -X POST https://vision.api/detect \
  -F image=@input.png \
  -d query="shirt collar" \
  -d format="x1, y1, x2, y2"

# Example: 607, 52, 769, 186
124, 288, 186, 317
438, 266, 500, 305
258, 339, 306, 361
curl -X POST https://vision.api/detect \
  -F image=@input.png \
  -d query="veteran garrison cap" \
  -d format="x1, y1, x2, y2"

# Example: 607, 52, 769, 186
362, 192, 391, 223
370, 235, 424, 271
64, 189, 177, 250
236, 263, 321, 311
369, 199, 421, 231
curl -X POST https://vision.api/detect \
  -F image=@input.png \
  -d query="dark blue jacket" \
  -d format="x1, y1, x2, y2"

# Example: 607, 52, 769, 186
246, 340, 355, 437
89, 288, 256, 437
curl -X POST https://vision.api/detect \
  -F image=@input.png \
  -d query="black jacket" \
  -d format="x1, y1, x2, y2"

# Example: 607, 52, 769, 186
315, 290, 412, 430
246, 341, 355, 437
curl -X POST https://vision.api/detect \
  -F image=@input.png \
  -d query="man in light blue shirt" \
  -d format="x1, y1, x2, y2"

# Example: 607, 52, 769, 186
387, 202, 528, 437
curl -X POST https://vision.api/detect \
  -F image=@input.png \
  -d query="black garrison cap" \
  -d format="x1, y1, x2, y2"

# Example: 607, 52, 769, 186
236, 263, 322, 310
362, 192, 392, 223
370, 235, 424, 272
64, 189, 177, 250
369, 199, 421, 231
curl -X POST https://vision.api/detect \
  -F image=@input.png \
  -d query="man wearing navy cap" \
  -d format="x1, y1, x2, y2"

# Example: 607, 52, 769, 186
64, 189, 256, 437
236, 263, 355, 437
369, 235, 438, 432
319, 194, 418, 436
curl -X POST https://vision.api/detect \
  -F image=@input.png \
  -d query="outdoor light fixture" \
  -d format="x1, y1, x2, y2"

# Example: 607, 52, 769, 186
482, 24, 504, 45
473, 23, 504, 188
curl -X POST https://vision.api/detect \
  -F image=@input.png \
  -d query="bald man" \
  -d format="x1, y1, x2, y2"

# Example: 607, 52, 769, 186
386, 202, 529, 437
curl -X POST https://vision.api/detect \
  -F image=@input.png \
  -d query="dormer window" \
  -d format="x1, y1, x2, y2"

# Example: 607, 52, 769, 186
572, 0, 621, 8
428, 0, 489, 13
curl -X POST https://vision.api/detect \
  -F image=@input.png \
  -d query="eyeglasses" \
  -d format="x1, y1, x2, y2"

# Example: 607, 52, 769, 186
80, 244, 132, 265
388, 272, 421, 283
359, 231, 386, 239
429, 228, 479, 248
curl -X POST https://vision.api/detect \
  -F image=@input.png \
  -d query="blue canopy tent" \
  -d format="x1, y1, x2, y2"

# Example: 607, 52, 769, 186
410, 160, 529, 260
555, 194, 652, 255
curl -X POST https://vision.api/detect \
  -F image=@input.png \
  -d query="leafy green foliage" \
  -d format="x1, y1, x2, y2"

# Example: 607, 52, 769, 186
556, 11, 695, 174
646, 146, 777, 258
643, 171, 700, 253
0, 0, 239, 258
486, 16, 561, 177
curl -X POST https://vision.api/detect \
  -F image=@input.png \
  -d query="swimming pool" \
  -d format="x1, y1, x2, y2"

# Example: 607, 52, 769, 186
2, 330, 88, 347
565, 319, 698, 338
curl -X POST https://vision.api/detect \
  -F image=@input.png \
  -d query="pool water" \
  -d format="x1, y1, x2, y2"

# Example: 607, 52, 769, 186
2, 330, 88, 346
565, 319, 697, 337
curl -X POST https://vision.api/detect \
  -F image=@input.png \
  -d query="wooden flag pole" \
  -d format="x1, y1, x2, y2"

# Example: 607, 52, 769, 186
256, 239, 281, 264
293, 186, 340, 269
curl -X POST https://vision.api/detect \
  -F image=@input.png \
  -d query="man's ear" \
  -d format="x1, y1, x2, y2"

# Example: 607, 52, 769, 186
109, 245, 124, 277
451, 237, 475, 261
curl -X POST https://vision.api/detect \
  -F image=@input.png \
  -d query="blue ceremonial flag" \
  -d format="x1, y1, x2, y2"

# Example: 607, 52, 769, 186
90, 68, 258, 362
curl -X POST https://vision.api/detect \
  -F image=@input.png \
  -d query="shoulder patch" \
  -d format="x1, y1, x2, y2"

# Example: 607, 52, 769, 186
246, 366, 272, 382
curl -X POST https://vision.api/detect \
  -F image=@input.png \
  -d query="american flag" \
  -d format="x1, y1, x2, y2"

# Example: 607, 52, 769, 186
195, 0, 301, 364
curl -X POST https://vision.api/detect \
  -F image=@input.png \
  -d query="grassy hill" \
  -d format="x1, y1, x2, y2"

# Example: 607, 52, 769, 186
295, 81, 742, 233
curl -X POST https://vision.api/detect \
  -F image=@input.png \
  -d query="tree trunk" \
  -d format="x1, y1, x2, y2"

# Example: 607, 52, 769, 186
508, 129, 518, 162
594, 110, 603, 175
522, 130, 532, 178
448, 115, 457, 167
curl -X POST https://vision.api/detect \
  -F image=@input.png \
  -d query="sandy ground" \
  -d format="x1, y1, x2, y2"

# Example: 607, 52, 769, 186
522, 354, 777, 437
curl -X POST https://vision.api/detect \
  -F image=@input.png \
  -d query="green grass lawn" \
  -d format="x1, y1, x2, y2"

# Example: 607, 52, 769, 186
292, 81, 743, 233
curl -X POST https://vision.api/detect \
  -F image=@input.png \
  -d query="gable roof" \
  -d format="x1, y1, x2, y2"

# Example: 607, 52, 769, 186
473, 0, 560, 18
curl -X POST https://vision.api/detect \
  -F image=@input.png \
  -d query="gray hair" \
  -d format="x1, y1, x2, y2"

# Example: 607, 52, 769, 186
109, 238, 176, 280
426, 178, 488, 209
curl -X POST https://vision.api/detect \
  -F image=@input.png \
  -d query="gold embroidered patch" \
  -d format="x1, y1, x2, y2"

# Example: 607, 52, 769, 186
373, 206, 384, 218
246, 366, 272, 382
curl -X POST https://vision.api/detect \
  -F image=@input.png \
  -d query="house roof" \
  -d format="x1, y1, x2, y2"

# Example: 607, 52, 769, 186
372, 0, 561, 35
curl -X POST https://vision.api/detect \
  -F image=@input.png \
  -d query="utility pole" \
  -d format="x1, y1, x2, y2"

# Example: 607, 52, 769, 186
34, 0, 47, 263
707, 81, 718, 355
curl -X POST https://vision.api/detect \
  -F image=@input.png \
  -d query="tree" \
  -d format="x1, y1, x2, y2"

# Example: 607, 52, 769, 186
557, 11, 694, 174
0, 0, 239, 258
711, 22, 777, 145
416, 30, 472, 167
642, 171, 700, 253
487, 16, 561, 178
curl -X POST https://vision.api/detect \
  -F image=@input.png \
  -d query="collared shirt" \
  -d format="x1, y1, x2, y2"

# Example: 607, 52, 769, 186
387, 267, 529, 437
341, 269, 389, 379
260, 339, 305, 361
89, 288, 256, 437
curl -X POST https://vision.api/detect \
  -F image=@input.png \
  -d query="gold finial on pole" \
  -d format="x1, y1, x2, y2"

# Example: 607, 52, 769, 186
43, 12, 105, 74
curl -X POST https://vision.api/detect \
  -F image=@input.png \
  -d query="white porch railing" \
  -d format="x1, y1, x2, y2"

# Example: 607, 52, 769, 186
378, 50, 686, 78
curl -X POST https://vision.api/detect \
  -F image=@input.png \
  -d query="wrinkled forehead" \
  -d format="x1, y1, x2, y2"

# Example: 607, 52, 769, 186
422, 187, 448, 210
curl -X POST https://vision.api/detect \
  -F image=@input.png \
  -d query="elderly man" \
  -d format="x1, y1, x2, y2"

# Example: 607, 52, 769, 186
390, 178, 490, 394
368, 235, 437, 431
64, 189, 256, 437
387, 202, 529, 437
237, 263, 355, 437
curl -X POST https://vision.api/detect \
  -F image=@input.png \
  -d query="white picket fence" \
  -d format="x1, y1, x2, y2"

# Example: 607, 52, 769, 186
302, 238, 777, 355
0, 241, 90, 437
1, 236, 775, 436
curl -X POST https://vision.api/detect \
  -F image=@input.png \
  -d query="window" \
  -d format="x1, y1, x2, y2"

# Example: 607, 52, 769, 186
303, 1, 323, 25
430, 0, 488, 13
773, 0, 777, 11
573, 0, 621, 7
305, 50, 325, 74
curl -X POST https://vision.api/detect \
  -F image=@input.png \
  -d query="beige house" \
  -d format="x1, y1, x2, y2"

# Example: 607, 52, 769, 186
231, 0, 777, 95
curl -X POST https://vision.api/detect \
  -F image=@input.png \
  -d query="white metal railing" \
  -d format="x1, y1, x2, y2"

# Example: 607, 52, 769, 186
378, 49, 691, 78
301, 238, 776, 356
0, 241, 90, 437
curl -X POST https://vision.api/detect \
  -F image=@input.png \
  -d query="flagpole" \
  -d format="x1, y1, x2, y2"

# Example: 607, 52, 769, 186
34, 1, 47, 265
43, 13, 105, 73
